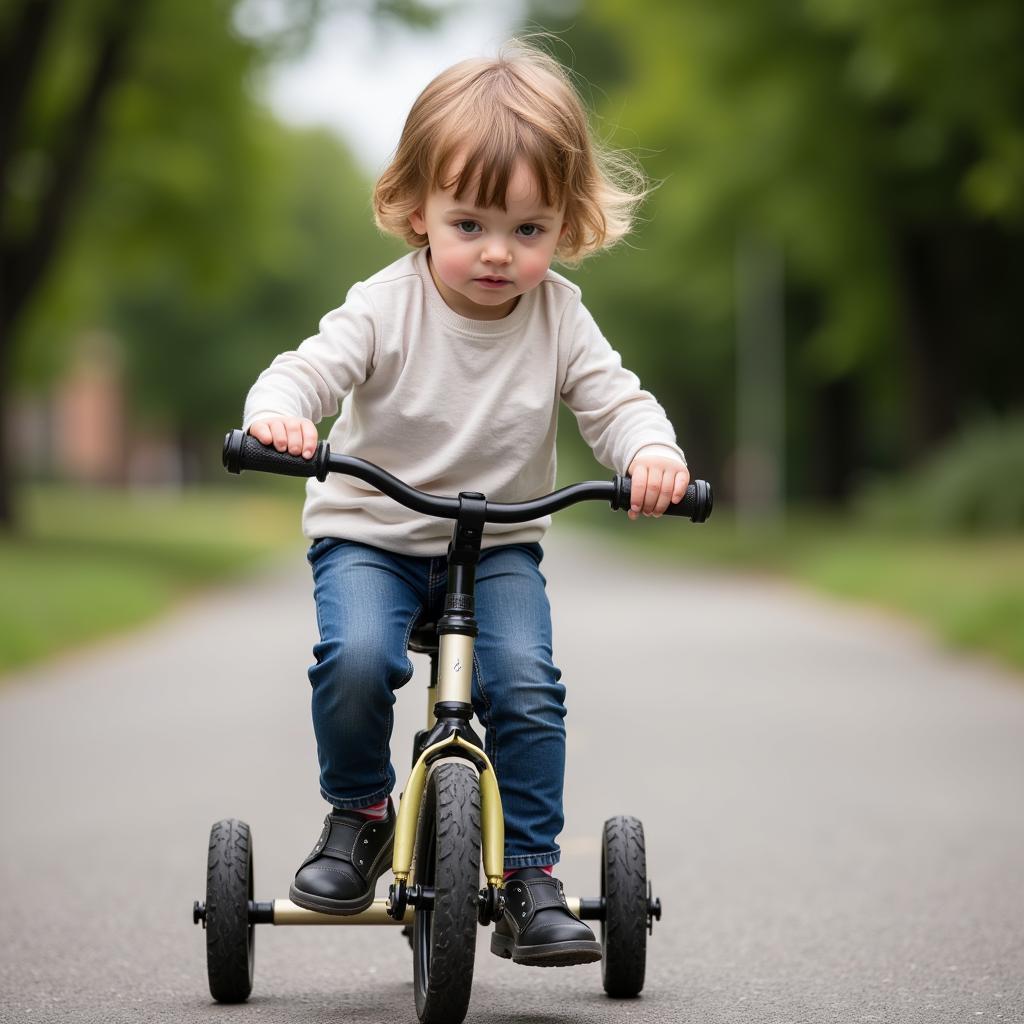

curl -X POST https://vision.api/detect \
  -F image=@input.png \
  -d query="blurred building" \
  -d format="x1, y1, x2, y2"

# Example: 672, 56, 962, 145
52, 331, 124, 483
11, 331, 187, 487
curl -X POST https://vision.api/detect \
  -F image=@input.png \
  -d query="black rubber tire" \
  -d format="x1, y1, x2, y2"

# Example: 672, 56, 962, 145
205, 818, 254, 1003
600, 815, 648, 998
412, 761, 481, 1024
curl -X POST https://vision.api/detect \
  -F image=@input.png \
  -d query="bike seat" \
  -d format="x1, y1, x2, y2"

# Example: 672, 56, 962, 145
408, 621, 439, 654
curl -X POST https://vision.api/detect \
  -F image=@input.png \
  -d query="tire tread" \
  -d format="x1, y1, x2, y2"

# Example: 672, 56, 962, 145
414, 762, 481, 1023
601, 815, 647, 998
206, 818, 254, 1003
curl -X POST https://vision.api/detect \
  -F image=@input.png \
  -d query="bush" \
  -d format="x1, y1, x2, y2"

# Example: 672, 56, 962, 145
858, 415, 1024, 533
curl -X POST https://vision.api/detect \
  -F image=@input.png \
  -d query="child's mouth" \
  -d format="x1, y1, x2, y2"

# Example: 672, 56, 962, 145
476, 277, 512, 288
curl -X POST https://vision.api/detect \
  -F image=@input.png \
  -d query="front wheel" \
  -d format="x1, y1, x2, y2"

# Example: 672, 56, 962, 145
412, 760, 481, 1024
205, 818, 254, 1003
600, 815, 648, 998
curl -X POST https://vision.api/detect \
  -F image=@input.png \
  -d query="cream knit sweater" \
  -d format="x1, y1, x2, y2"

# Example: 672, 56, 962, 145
243, 249, 684, 555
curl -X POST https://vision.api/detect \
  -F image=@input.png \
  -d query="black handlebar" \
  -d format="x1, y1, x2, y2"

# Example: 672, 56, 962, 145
222, 429, 713, 524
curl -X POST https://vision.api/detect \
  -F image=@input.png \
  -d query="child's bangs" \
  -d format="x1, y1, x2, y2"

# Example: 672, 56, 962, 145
374, 43, 648, 261
433, 117, 566, 213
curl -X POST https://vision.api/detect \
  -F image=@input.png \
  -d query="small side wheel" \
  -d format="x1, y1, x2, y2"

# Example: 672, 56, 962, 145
205, 818, 254, 1003
600, 815, 648, 998
413, 761, 481, 1024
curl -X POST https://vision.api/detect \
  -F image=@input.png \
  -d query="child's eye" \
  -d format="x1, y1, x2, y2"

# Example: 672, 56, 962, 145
517, 224, 543, 238
455, 221, 481, 234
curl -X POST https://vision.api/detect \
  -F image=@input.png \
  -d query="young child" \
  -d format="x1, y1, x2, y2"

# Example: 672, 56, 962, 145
243, 40, 688, 967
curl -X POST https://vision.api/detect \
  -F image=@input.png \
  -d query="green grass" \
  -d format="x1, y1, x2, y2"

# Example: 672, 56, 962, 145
791, 531, 1024, 670
566, 504, 1024, 674
0, 484, 304, 675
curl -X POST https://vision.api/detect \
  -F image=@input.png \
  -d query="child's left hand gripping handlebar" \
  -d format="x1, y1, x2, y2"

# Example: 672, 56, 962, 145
222, 430, 713, 524
224, 429, 331, 480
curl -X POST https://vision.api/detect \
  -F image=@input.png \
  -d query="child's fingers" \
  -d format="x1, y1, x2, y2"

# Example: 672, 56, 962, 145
639, 466, 664, 516
286, 420, 305, 456
629, 461, 690, 518
301, 420, 318, 459
671, 467, 690, 504
248, 421, 272, 444
651, 467, 690, 516
269, 419, 289, 452
629, 464, 648, 520
651, 474, 675, 517
248, 417, 317, 458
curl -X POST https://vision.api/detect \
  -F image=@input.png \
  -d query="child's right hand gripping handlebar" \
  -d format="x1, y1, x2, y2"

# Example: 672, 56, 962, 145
222, 429, 713, 524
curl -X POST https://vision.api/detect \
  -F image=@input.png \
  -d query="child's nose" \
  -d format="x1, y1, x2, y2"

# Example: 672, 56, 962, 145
482, 240, 512, 263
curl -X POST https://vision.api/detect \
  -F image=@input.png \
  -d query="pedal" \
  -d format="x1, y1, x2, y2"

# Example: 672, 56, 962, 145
476, 883, 504, 925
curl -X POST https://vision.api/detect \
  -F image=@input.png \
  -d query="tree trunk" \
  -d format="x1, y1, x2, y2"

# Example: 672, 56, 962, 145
896, 228, 963, 459
0, 335, 14, 530
0, 0, 58, 172
816, 376, 859, 505
0, 2, 148, 529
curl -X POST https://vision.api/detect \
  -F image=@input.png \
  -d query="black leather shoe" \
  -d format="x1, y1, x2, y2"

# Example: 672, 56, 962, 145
490, 868, 603, 966
289, 799, 395, 916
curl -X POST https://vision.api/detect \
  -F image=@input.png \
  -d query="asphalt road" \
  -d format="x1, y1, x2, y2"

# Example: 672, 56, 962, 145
2, 533, 1023, 1024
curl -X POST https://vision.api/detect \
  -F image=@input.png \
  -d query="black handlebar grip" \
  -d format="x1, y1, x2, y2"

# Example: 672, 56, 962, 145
222, 429, 331, 481
612, 475, 713, 523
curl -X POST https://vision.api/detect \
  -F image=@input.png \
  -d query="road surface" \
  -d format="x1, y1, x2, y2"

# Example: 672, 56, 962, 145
2, 534, 1022, 1022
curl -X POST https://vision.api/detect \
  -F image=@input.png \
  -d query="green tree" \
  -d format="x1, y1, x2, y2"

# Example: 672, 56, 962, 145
532, 0, 1024, 501
107, 122, 401, 474
0, 0, 439, 528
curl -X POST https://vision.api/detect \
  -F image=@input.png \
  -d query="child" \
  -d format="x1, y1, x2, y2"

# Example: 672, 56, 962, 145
243, 40, 688, 967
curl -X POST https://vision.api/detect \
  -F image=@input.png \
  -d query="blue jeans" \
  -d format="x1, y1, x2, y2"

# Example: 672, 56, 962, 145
307, 538, 566, 869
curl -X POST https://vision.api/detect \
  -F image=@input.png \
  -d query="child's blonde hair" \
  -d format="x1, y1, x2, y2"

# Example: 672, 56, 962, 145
373, 39, 649, 266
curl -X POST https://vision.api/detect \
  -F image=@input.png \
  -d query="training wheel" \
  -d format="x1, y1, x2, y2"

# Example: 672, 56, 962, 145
600, 815, 648, 998
204, 818, 255, 1003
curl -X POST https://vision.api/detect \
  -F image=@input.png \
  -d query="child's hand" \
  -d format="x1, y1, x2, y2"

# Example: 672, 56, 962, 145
248, 417, 318, 460
626, 452, 690, 520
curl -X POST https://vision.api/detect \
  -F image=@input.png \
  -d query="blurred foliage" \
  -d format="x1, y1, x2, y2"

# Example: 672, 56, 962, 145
531, 0, 1024, 502
857, 414, 1024, 533
12, 0, 402, 410
3, 1, 1019, 673
5, 0, 1023, 513
6, 0, 405, 484
103, 120, 400, 456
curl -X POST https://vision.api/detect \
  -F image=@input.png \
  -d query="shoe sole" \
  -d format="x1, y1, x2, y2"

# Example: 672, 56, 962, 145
288, 837, 394, 917
490, 933, 603, 967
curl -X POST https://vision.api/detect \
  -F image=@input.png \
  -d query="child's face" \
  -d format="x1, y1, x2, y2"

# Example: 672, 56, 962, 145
409, 158, 568, 320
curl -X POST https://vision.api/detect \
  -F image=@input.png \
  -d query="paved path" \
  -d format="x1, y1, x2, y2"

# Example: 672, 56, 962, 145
2, 534, 1023, 1023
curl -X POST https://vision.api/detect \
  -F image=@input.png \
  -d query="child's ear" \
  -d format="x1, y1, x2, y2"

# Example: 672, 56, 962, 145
409, 208, 427, 236
558, 221, 570, 239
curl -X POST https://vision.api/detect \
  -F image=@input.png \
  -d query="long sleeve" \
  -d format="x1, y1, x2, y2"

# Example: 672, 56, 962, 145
243, 283, 377, 429
559, 299, 684, 474
239, 249, 685, 554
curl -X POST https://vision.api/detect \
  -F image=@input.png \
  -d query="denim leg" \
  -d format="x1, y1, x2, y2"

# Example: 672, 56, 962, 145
472, 543, 566, 869
307, 539, 428, 808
